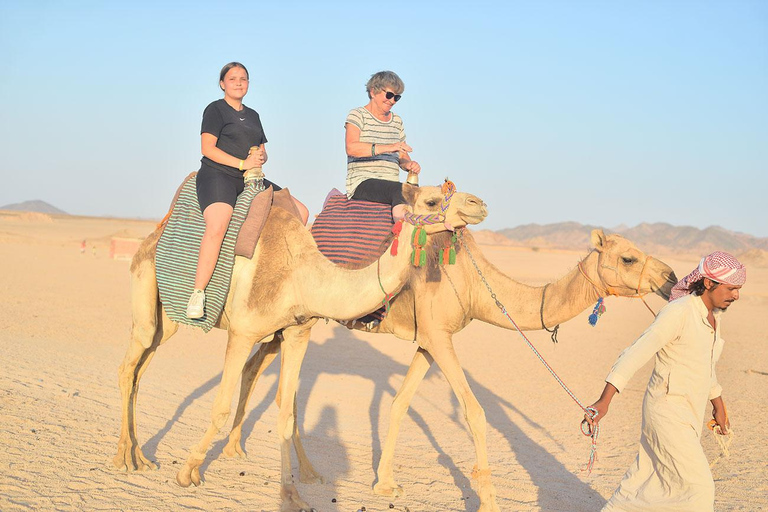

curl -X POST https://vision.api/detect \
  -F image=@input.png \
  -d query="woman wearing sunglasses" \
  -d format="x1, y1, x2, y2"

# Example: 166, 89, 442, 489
345, 70, 421, 221
185, 62, 309, 319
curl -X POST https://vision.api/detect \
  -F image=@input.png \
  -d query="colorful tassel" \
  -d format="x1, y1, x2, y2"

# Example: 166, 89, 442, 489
412, 226, 427, 246
410, 226, 427, 267
412, 248, 426, 266
439, 231, 458, 265
588, 297, 606, 326
390, 221, 403, 256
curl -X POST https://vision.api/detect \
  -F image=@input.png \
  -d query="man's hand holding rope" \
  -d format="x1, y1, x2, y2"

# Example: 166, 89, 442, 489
584, 382, 619, 433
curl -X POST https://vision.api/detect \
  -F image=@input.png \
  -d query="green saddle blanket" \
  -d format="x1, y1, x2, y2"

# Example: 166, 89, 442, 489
156, 172, 264, 332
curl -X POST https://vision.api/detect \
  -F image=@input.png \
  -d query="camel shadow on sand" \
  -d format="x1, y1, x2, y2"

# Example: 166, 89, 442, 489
206, 324, 607, 511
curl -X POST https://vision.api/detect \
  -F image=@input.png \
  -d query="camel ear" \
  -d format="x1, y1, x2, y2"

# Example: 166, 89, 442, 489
402, 183, 418, 206
591, 229, 606, 252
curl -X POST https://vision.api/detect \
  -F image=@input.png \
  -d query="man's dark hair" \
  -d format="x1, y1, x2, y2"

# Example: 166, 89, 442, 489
689, 278, 719, 296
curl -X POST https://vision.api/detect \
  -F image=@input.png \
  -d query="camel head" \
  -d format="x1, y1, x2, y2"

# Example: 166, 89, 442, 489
589, 229, 677, 300
402, 181, 487, 233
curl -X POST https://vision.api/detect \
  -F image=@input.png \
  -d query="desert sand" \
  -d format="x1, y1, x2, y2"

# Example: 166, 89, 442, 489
1, 211, 766, 511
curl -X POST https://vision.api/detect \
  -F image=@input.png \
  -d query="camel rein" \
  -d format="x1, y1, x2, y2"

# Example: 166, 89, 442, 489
458, 230, 600, 474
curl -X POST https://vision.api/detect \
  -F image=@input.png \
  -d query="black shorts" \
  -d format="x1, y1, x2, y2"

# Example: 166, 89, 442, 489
196, 166, 282, 212
351, 178, 405, 207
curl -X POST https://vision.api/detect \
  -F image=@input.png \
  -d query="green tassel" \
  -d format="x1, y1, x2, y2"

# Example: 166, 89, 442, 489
412, 249, 427, 267
449, 246, 456, 264
439, 249, 444, 265
411, 226, 427, 246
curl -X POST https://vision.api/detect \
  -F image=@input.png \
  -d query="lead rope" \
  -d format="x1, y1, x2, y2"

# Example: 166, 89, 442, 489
458, 231, 600, 473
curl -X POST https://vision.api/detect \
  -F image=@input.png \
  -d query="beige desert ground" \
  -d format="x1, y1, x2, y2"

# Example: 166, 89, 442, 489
1, 210, 766, 511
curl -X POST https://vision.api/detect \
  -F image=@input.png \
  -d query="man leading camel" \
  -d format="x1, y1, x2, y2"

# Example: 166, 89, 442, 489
585, 251, 746, 511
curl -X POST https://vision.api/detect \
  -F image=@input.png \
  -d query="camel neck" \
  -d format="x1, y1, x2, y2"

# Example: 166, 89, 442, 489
458, 238, 601, 331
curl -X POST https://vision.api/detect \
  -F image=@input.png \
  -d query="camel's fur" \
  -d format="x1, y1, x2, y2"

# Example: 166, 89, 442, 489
114, 183, 487, 512
224, 228, 677, 511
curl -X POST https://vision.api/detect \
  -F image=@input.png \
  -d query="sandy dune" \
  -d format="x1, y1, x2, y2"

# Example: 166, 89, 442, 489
1, 212, 766, 511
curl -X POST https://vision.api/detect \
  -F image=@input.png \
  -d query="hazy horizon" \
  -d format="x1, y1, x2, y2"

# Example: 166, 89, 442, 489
4, 197, 768, 241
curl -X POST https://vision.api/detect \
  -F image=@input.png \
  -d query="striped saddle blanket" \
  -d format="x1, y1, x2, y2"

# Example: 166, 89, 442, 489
156, 173, 266, 332
311, 190, 395, 323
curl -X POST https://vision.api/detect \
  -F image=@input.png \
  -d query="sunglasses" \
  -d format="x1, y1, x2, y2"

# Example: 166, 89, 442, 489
385, 91, 402, 102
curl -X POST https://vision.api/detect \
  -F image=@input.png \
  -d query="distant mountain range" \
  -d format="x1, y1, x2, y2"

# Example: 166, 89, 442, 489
3, 199, 766, 263
0, 200, 67, 215
474, 222, 768, 256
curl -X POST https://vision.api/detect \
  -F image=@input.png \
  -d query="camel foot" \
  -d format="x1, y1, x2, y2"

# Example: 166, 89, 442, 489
298, 466, 324, 485
373, 480, 404, 498
176, 463, 203, 487
222, 437, 246, 458
280, 483, 315, 512
113, 443, 157, 471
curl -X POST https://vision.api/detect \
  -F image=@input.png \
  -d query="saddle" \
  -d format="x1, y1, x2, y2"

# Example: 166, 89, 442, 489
310, 190, 396, 324
155, 172, 299, 332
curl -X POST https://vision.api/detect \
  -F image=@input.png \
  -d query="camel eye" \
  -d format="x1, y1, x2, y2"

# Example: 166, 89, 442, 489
621, 256, 637, 265
425, 199, 438, 207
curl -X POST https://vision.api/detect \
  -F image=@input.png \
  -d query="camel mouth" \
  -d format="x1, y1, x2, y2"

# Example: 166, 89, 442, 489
459, 206, 488, 225
651, 274, 677, 301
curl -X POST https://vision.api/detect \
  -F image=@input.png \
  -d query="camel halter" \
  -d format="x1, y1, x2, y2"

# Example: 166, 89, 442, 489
539, 253, 658, 340
402, 179, 456, 226
377, 179, 459, 312
577, 253, 658, 318
458, 231, 600, 474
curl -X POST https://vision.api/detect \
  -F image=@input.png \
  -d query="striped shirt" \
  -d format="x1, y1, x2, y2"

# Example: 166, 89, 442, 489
345, 107, 406, 197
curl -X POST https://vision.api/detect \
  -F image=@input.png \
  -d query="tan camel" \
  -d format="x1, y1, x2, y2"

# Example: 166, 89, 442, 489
114, 180, 487, 512
224, 228, 677, 512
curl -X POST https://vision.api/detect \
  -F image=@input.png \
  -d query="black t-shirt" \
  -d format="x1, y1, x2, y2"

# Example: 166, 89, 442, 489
199, 99, 268, 177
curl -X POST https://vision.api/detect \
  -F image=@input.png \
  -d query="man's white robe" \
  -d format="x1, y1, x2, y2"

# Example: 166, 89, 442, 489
602, 294, 724, 512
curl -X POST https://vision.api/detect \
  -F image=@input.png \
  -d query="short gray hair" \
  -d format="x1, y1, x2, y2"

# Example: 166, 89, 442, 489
366, 71, 404, 99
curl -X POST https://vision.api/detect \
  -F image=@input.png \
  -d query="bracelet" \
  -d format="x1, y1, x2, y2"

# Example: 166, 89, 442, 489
238, 160, 244, 171
371, 143, 376, 157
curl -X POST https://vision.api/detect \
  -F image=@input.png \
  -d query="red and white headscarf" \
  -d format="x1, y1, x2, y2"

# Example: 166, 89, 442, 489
669, 251, 747, 302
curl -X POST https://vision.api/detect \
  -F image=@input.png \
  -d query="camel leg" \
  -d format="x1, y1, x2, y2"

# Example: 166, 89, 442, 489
225, 332, 324, 484
176, 329, 259, 487
373, 347, 433, 497
115, 269, 179, 471
223, 335, 280, 458
276, 324, 316, 512
422, 334, 500, 512
290, 391, 324, 484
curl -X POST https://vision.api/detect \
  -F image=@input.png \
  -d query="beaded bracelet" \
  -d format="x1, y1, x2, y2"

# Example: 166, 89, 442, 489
238, 160, 244, 171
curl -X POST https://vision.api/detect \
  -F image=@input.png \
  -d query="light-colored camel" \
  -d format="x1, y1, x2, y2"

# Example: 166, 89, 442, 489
224, 229, 678, 511
114, 181, 487, 512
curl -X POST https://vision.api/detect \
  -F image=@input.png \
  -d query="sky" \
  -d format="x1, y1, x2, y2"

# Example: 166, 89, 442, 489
1, 0, 766, 236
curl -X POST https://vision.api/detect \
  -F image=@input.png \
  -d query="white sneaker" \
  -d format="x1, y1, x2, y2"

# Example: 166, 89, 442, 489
186, 289, 206, 319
